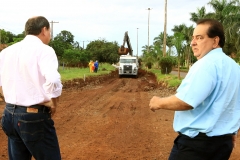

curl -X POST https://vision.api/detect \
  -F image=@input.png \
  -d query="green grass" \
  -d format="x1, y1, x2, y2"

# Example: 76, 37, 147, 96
59, 63, 116, 81
59, 64, 182, 88
148, 68, 183, 87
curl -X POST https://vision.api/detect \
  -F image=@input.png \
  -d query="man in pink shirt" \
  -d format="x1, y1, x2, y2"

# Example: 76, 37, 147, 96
0, 16, 62, 160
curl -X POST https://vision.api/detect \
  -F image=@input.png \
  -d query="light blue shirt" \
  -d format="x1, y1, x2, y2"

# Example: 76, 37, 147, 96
175, 48, 240, 138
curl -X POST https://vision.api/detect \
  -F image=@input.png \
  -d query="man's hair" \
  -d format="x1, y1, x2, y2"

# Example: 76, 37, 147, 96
25, 16, 50, 35
196, 19, 225, 48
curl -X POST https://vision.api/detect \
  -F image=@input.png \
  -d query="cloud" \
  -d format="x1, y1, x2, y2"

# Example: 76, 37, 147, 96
0, 0, 211, 55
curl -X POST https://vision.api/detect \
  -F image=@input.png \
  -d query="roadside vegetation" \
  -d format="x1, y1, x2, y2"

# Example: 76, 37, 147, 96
141, 0, 240, 74
59, 63, 184, 88
148, 68, 183, 87
1, 0, 239, 87
59, 63, 116, 81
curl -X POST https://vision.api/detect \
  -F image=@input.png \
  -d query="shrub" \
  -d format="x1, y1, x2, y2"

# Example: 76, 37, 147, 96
145, 61, 153, 69
159, 56, 175, 74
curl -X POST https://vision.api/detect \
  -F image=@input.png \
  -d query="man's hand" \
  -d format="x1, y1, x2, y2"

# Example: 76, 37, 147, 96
149, 96, 161, 112
233, 130, 240, 149
0, 86, 5, 102
232, 135, 237, 148
149, 95, 193, 111
40, 97, 59, 116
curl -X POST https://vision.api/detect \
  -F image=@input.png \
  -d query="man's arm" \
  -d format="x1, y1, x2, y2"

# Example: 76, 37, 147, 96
0, 86, 5, 101
149, 95, 193, 111
233, 128, 240, 148
40, 97, 59, 116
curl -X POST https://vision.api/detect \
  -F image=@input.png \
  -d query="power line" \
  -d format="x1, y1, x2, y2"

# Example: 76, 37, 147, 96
0, 26, 23, 35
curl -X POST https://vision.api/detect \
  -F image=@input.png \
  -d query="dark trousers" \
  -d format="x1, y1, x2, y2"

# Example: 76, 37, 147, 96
1, 103, 61, 160
94, 67, 98, 72
169, 133, 233, 160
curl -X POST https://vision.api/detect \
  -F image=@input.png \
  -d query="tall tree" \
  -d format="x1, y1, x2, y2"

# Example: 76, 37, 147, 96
172, 24, 194, 68
171, 32, 185, 79
54, 30, 74, 44
154, 32, 174, 56
85, 39, 119, 64
207, 0, 240, 56
190, 7, 208, 23
0, 29, 9, 44
49, 30, 74, 59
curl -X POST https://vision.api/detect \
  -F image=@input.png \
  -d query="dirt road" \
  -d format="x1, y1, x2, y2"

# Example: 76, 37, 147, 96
0, 69, 239, 159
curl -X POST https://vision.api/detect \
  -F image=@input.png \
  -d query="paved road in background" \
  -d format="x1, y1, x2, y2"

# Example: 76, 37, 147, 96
170, 70, 188, 78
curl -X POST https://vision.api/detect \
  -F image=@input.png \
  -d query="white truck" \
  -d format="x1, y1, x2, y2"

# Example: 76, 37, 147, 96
118, 55, 138, 78
118, 31, 139, 78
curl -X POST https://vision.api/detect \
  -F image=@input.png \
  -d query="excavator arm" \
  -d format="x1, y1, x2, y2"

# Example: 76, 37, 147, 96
118, 31, 133, 56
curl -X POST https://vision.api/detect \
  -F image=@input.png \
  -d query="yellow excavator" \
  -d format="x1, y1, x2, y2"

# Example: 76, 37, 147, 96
118, 31, 133, 56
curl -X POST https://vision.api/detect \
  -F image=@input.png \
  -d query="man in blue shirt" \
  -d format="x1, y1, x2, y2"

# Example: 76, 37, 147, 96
149, 19, 240, 160
94, 60, 99, 73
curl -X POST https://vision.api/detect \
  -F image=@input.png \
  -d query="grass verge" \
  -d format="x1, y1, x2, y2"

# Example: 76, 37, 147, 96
148, 68, 183, 88
59, 63, 116, 82
59, 64, 183, 88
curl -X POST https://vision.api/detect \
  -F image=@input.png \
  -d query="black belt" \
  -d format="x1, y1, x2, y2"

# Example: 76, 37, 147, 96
6, 103, 50, 113
178, 132, 234, 137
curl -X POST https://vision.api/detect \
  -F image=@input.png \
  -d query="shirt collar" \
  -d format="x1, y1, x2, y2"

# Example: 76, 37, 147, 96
23, 35, 43, 44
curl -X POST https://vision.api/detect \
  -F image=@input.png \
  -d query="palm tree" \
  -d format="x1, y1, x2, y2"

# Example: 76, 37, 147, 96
182, 26, 194, 68
207, 0, 240, 56
142, 45, 156, 69
188, 0, 240, 58
190, 7, 208, 23
154, 32, 174, 56
166, 35, 174, 56
153, 33, 164, 46
207, 0, 237, 22
142, 45, 150, 55
172, 24, 194, 68
171, 32, 185, 79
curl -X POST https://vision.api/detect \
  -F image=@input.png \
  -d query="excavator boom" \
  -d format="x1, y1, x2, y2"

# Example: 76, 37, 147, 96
118, 31, 133, 56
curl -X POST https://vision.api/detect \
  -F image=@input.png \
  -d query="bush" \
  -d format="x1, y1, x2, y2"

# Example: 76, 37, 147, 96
159, 56, 175, 74
145, 61, 152, 69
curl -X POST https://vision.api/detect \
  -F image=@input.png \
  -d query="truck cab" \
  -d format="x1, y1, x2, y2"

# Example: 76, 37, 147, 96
118, 55, 138, 78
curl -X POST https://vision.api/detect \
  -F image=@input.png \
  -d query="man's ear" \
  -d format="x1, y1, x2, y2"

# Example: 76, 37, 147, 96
42, 27, 47, 36
213, 36, 220, 48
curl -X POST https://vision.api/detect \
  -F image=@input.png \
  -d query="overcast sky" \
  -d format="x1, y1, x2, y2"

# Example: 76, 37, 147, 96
1, 0, 212, 56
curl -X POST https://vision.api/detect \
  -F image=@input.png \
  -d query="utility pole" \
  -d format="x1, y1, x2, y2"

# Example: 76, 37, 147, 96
49, 21, 59, 39
147, 8, 152, 54
163, 0, 167, 57
81, 41, 90, 49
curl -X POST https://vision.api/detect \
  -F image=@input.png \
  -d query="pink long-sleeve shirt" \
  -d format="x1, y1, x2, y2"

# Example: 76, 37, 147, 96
0, 35, 62, 106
